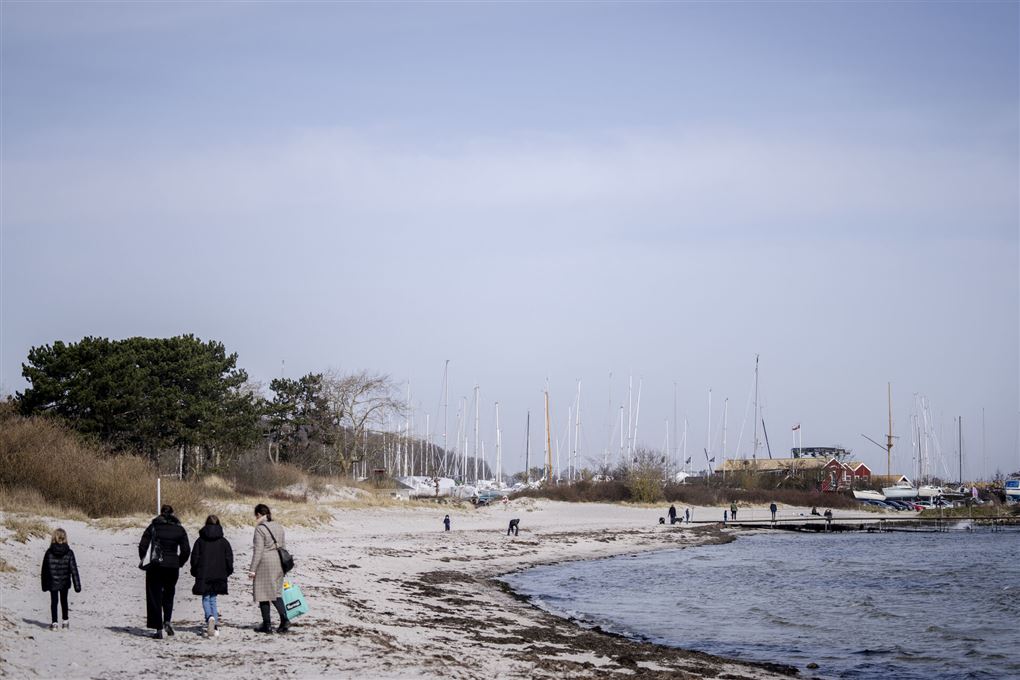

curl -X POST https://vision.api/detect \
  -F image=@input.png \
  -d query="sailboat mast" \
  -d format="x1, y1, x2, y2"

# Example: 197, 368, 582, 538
753, 354, 759, 460
958, 415, 963, 484
574, 380, 581, 483
473, 385, 480, 482
545, 389, 553, 484
525, 411, 531, 483
886, 382, 893, 480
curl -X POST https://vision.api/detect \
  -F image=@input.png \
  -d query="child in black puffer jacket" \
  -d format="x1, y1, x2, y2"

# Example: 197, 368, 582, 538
41, 528, 82, 630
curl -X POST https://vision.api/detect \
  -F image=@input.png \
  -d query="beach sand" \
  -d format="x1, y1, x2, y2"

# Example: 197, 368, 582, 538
1, 499, 800, 679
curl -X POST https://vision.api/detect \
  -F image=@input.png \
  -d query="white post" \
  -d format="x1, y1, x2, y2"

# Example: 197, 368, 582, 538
156, 477, 161, 516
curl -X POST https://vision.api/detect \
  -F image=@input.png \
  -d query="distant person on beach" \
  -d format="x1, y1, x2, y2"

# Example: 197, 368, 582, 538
723, 510, 728, 524
824, 508, 833, 530
249, 503, 289, 634
139, 504, 190, 639
770, 503, 778, 522
443, 515, 451, 531
685, 508, 691, 523
507, 518, 520, 536
41, 528, 81, 630
668, 505, 677, 524
190, 515, 233, 638
730, 502, 738, 520
810, 507, 820, 516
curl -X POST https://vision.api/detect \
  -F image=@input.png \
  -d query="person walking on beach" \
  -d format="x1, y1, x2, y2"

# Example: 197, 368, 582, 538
723, 510, 728, 524
249, 503, 290, 634
730, 501, 738, 521
769, 502, 778, 523
190, 515, 233, 638
41, 528, 81, 630
685, 508, 691, 523
139, 504, 190, 639
443, 515, 451, 531
507, 518, 520, 536
668, 504, 678, 525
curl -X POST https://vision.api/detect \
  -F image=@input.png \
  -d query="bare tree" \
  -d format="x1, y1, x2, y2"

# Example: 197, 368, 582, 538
321, 370, 405, 477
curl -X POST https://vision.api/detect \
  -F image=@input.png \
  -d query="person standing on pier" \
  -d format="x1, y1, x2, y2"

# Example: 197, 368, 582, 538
769, 502, 778, 523
824, 508, 833, 530
730, 501, 738, 521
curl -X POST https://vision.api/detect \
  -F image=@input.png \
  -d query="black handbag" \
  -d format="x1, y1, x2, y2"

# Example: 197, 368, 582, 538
262, 523, 294, 573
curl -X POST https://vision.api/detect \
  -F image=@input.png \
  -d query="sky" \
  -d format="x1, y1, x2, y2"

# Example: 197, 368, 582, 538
2, 1, 1018, 480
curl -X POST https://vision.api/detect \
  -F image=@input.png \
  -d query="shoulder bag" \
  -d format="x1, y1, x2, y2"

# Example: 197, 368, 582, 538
261, 523, 294, 574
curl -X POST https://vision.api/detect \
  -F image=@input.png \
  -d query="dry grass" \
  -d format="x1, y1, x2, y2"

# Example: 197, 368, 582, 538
0, 556, 15, 573
2, 515, 52, 543
0, 485, 89, 522
0, 415, 205, 517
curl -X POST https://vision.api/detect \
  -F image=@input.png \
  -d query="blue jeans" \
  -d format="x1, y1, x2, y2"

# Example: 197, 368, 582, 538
202, 594, 219, 622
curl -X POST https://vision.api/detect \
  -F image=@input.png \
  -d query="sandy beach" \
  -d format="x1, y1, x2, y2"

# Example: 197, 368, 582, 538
1, 499, 801, 679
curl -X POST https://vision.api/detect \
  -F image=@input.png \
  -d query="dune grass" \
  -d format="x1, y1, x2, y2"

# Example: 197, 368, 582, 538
2, 515, 52, 543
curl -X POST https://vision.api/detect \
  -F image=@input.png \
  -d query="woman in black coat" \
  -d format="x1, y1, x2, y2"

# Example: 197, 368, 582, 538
138, 504, 190, 639
190, 515, 233, 637
41, 528, 81, 630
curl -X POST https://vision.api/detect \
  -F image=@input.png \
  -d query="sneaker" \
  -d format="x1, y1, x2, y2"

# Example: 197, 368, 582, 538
164, 623, 175, 637
206, 616, 216, 638
61, 621, 69, 630
152, 629, 164, 639
50, 622, 59, 631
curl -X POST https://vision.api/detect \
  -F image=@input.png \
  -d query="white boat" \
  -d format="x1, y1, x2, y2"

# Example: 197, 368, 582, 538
882, 481, 945, 499
1006, 477, 1020, 503
853, 489, 886, 501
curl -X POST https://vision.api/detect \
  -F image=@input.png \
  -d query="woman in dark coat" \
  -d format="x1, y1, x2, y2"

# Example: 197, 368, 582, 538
138, 504, 190, 639
190, 515, 233, 638
41, 528, 81, 630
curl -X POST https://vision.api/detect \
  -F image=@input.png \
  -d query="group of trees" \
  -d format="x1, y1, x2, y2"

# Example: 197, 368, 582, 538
16, 335, 404, 479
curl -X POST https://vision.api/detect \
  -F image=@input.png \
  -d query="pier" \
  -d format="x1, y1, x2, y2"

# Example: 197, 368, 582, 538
688, 514, 1020, 533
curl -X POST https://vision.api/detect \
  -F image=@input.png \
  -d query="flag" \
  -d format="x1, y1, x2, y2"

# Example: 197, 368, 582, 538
792, 423, 801, 431
685, 456, 692, 465
709, 456, 716, 463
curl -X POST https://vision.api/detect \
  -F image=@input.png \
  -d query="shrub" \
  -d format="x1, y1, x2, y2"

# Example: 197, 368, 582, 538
228, 454, 306, 496
0, 414, 203, 517
2, 516, 52, 543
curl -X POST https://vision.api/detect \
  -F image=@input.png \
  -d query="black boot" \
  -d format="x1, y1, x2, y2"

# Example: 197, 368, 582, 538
273, 598, 290, 633
255, 602, 273, 633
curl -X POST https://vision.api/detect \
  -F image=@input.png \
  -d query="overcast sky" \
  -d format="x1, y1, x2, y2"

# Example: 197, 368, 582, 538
2, 2, 1018, 480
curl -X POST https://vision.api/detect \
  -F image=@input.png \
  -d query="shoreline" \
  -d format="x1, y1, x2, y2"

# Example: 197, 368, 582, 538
1, 500, 802, 679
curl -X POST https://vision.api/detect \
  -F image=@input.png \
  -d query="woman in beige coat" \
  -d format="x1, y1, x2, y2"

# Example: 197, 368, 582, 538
248, 503, 289, 633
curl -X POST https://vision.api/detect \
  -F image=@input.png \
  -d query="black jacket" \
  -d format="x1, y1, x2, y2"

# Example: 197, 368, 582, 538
190, 524, 234, 595
139, 514, 190, 569
41, 543, 81, 593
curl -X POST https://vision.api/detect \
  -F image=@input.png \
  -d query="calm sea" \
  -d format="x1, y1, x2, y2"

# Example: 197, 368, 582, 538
503, 529, 1020, 679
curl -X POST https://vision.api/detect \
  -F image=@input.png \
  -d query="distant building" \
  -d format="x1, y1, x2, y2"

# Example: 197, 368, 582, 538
790, 446, 851, 460
820, 459, 873, 491
718, 457, 829, 476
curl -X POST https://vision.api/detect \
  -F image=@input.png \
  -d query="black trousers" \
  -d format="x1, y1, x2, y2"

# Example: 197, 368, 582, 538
259, 598, 288, 625
49, 588, 69, 622
507, 520, 519, 536
145, 566, 179, 630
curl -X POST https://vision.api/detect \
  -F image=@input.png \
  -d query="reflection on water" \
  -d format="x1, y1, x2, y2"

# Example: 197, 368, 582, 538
502, 530, 1020, 679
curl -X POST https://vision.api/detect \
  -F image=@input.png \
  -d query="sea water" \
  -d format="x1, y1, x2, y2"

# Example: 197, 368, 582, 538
502, 530, 1020, 679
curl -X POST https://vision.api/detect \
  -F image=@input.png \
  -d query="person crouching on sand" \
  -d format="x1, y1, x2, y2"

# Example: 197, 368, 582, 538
507, 518, 520, 536
190, 515, 233, 638
41, 528, 81, 630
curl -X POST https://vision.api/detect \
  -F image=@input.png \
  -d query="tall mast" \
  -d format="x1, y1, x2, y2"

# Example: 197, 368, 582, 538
627, 375, 633, 457
545, 388, 553, 484
632, 379, 643, 457
473, 385, 480, 482
753, 354, 759, 460
619, 406, 624, 463
574, 379, 581, 482
442, 360, 449, 476
525, 410, 531, 483
707, 388, 712, 462
958, 415, 963, 484
672, 382, 678, 472
886, 382, 893, 481
683, 415, 688, 474
495, 401, 502, 485
722, 397, 728, 463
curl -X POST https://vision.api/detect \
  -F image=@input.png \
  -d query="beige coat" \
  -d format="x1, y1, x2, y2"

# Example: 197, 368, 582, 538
250, 520, 286, 603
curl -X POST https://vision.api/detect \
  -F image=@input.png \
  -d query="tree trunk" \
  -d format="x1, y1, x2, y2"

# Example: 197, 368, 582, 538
178, 445, 185, 480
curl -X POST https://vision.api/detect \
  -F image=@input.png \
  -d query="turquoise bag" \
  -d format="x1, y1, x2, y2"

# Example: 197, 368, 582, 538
282, 581, 308, 620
